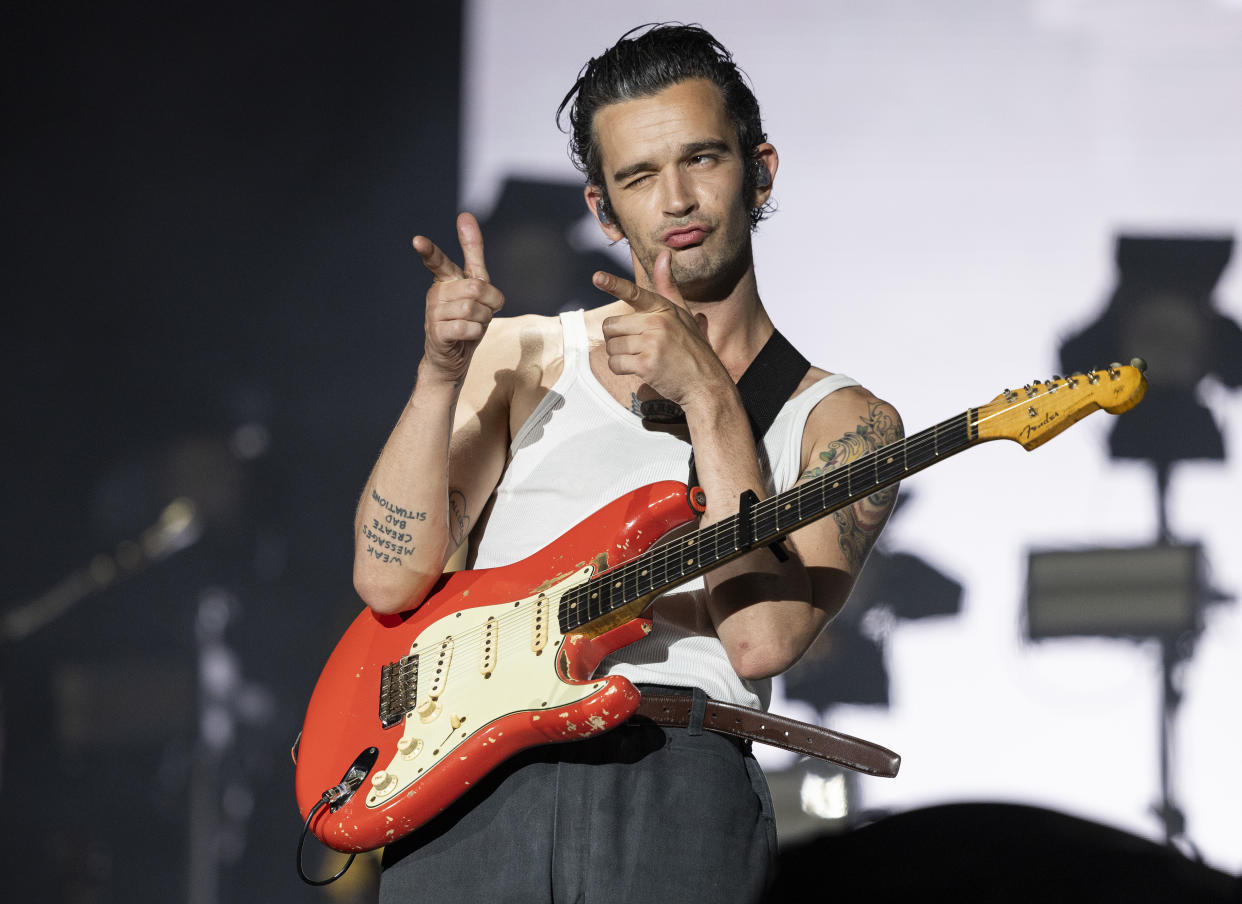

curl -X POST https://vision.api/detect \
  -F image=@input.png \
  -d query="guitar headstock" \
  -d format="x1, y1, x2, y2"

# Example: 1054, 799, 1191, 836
976, 359, 1148, 450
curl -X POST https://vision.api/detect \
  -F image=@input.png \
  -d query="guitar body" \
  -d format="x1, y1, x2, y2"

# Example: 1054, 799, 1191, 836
295, 480, 699, 852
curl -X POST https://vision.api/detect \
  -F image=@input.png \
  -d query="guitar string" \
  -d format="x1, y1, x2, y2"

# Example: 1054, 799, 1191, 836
402, 378, 1089, 687
586, 379, 1078, 608
625, 376, 1086, 597
571, 409, 978, 626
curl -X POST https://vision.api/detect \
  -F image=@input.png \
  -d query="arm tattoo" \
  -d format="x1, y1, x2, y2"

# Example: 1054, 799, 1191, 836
799, 401, 903, 574
448, 489, 469, 547
364, 488, 426, 566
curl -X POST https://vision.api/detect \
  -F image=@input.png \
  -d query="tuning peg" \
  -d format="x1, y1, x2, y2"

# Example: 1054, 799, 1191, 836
1131, 356, 1148, 372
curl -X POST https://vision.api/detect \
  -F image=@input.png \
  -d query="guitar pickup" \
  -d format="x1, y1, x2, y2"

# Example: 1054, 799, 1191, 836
480, 616, 498, 678
531, 594, 549, 654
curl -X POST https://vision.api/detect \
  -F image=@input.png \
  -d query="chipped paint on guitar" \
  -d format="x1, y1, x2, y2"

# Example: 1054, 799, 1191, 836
294, 480, 700, 852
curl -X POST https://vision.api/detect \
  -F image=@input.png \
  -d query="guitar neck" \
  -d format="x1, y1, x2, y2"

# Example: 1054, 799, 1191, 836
560, 408, 979, 633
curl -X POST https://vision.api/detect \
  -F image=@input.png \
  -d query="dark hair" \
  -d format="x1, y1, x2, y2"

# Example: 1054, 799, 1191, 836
556, 23, 772, 230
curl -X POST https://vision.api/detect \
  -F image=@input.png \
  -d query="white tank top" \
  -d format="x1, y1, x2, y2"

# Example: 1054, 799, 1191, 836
471, 310, 859, 709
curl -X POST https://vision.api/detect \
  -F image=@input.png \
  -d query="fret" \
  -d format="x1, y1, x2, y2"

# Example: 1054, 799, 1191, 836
591, 578, 609, 624
636, 555, 654, 597
822, 468, 848, 512
697, 526, 721, 573
558, 585, 578, 633
874, 442, 906, 486
679, 535, 700, 579
650, 546, 672, 592
771, 494, 798, 535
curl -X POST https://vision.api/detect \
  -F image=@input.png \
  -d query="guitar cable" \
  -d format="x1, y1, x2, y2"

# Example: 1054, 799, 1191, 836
296, 780, 360, 886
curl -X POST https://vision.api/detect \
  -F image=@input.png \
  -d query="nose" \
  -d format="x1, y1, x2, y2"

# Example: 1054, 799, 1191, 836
659, 168, 696, 218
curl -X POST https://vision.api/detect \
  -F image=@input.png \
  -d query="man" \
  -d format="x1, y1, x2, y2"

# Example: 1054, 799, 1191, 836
354, 24, 901, 903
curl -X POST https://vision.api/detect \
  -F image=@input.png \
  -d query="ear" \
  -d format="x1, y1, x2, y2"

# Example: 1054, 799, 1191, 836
585, 185, 625, 242
752, 143, 779, 208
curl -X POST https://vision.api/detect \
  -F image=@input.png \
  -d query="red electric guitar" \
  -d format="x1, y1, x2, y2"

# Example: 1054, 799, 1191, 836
294, 362, 1147, 852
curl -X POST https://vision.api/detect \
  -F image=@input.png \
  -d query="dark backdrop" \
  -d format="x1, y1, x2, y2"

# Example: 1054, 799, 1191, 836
1, 3, 461, 901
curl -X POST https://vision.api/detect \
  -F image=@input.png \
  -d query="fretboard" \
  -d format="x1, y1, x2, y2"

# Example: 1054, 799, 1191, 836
558, 409, 979, 633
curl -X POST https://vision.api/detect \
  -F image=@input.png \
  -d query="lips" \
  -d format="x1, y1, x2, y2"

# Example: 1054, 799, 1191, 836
662, 225, 710, 249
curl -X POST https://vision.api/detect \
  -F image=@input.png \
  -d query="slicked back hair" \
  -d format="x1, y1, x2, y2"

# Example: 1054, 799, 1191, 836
556, 23, 772, 231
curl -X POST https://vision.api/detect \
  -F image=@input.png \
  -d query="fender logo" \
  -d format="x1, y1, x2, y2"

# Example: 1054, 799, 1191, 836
1020, 410, 1060, 441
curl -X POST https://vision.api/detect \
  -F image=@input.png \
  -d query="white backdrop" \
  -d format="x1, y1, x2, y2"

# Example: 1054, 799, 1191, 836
462, 0, 1242, 873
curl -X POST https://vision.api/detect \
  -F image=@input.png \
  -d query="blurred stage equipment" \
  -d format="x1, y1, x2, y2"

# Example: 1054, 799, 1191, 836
187, 587, 275, 904
1034, 233, 1239, 853
0, 498, 202, 644
1060, 234, 1242, 541
783, 494, 964, 710
1026, 544, 1203, 641
475, 177, 623, 316
780, 494, 963, 831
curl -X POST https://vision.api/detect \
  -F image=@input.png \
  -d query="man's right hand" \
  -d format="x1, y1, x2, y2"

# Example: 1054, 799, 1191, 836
414, 212, 504, 386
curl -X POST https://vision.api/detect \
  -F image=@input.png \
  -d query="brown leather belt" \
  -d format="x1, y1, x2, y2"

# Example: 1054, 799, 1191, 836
633, 693, 901, 778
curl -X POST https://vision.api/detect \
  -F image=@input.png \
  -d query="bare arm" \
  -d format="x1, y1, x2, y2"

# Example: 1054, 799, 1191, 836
694, 389, 903, 678
353, 213, 510, 615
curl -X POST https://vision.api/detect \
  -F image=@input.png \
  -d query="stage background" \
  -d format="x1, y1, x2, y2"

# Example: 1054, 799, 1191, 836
462, 0, 1242, 876
1, 1, 1238, 901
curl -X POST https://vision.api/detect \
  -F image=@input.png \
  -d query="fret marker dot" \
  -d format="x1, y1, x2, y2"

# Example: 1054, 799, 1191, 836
686, 558, 695, 565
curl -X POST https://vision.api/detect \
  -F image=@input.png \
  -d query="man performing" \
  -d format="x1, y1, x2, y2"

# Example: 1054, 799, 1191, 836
353, 23, 902, 903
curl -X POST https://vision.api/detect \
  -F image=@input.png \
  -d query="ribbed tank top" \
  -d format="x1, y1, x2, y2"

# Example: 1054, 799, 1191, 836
471, 310, 859, 709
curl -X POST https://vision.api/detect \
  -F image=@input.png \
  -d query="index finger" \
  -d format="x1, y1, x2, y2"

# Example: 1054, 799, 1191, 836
592, 270, 668, 313
456, 212, 490, 283
413, 235, 464, 283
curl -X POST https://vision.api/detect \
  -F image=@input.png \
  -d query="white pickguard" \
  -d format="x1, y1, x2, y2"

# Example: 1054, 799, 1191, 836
365, 566, 608, 808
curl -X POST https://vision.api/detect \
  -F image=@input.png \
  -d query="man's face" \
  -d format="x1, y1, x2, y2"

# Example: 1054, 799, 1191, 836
590, 78, 759, 300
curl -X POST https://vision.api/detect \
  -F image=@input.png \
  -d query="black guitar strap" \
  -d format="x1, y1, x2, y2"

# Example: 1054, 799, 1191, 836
687, 327, 811, 488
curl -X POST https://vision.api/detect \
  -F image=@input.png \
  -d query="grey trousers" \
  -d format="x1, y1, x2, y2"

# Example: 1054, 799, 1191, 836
379, 687, 777, 904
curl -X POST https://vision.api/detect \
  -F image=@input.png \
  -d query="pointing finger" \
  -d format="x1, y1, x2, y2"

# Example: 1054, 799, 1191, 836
592, 270, 667, 313
456, 212, 491, 283
414, 235, 464, 283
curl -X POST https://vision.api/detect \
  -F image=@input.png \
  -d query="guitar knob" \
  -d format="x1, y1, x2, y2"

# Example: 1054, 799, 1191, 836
417, 699, 442, 723
397, 736, 423, 758
371, 769, 397, 792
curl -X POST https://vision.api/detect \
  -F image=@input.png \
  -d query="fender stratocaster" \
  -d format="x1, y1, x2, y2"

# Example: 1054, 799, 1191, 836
295, 362, 1147, 852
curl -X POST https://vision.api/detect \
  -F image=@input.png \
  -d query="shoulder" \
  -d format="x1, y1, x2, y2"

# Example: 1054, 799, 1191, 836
456, 313, 569, 436
464, 312, 565, 391
797, 368, 904, 470
473, 312, 562, 367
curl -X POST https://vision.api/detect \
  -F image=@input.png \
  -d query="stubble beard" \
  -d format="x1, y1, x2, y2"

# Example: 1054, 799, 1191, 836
627, 202, 755, 303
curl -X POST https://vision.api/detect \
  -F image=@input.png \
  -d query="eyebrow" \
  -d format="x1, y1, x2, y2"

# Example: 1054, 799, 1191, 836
610, 139, 734, 185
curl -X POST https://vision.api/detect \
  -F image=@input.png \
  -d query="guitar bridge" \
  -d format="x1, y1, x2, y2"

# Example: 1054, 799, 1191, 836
379, 654, 418, 729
